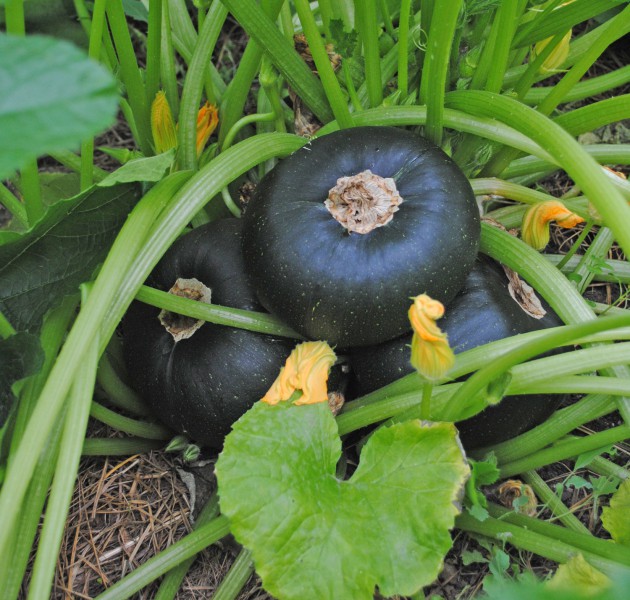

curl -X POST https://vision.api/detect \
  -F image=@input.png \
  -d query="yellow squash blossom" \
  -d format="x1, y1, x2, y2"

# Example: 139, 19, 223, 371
521, 200, 584, 250
408, 294, 455, 381
196, 102, 219, 156
150, 91, 178, 153
531, 29, 571, 73
262, 341, 336, 406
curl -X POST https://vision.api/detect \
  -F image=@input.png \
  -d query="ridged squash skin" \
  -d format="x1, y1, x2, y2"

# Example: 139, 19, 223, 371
348, 257, 565, 449
242, 126, 480, 348
123, 219, 294, 449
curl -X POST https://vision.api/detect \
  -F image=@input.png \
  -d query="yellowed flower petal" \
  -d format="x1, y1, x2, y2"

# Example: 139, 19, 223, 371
531, 29, 571, 73
521, 200, 585, 250
408, 294, 454, 381
262, 341, 336, 405
196, 102, 219, 156
151, 91, 178, 154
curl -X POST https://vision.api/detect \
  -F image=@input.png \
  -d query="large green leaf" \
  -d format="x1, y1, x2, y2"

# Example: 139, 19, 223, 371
0, 332, 44, 427
0, 183, 140, 332
601, 479, 630, 546
216, 402, 470, 600
0, 33, 119, 180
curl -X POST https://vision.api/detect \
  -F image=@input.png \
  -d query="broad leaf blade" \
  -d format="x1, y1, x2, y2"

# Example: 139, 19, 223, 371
0, 332, 44, 427
0, 183, 140, 332
216, 403, 470, 600
601, 478, 630, 545
0, 33, 119, 180
97, 150, 175, 186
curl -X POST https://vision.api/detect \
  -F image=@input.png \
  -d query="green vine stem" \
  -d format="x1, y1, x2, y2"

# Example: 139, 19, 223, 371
145, 0, 163, 108
93, 516, 231, 600
89, 401, 172, 440
26, 330, 99, 599
160, 0, 180, 115
294, 0, 353, 127
483, 1, 522, 93
456, 509, 630, 576
154, 493, 221, 600
522, 470, 591, 535
499, 426, 630, 479
106, 0, 152, 154
571, 227, 614, 295
588, 455, 630, 482
475, 394, 615, 464
0, 183, 28, 229
177, 0, 228, 170
0, 421, 63, 600
397, 0, 412, 98
354, 0, 383, 108
96, 350, 150, 416
523, 65, 630, 105
135, 285, 302, 338
80, 0, 109, 190
0, 310, 16, 339
212, 547, 255, 600
419, 0, 462, 146
82, 437, 164, 456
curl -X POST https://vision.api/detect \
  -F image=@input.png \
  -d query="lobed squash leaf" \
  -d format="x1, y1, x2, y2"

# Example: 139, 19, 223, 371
601, 478, 630, 546
216, 402, 470, 600
0, 183, 141, 332
0, 33, 119, 180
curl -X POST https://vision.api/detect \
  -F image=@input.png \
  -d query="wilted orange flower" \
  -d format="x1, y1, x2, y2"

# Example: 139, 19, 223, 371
521, 200, 584, 250
408, 294, 455, 381
196, 102, 219, 156
262, 341, 336, 406
151, 91, 178, 154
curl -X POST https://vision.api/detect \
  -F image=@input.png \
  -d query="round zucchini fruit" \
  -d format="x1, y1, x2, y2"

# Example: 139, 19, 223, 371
242, 126, 480, 348
348, 257, 565, 449
123, 218, 294, 449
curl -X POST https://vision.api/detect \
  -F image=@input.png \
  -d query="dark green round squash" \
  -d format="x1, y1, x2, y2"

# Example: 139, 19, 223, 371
348, 257, 566, 449
122, 218, 294, 449
242, 126, 480, 348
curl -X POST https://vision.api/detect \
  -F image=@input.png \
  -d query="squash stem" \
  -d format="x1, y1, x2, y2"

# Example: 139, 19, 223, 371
420, 383, 432, 421
93, 516, 231, 600
212, 547, 255, 600
154, 492, 221, 600
96, 351, 151, 417
82, 437, 164, 455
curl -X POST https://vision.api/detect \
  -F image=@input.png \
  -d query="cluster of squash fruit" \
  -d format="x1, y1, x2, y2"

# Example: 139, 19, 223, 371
123, 126, 563, 450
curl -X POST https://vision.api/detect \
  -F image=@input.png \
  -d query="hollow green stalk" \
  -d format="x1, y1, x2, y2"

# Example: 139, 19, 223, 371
94, 516, 231, 600
136, 284, 302, 338
522, 471, 591, 535
554, 220, 594, 271
90, 401, 172, 440
96, 351, 150, 416
476, 394, 615, 464
354, 0, 383, 108
177, 0, 227, 170
456, 510, 630, 576
145, 0, 163, 108
0, 183, 28, 229
80, 0, 109, 190
160, 0, 180, 115
106, 0, 152, 154
483, 1, 521, 93
571, 227, 615, 295
26, 328, 99, 600
419, 0, 462, 146
397, 0, 412, 98
0, 420, 63, 600
49, 150, 108, 181
82, 437, 164, 455
487, 502, 630, 567
212, 548, 255, 600
500, 426, 630, 478
154, 492, 221, 600
294, 0, 353, 126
